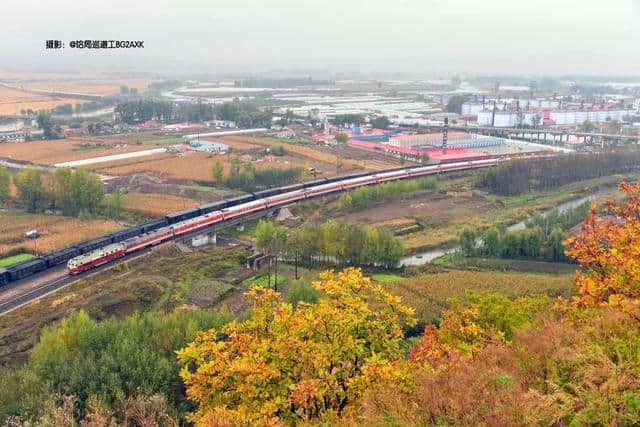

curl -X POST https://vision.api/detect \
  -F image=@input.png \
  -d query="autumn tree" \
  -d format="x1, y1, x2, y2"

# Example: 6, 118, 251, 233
177, 268, 415, 425
564, 182, 640, 312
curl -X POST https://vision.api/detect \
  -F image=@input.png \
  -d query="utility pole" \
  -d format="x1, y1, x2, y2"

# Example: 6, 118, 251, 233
442, 117, 449, 154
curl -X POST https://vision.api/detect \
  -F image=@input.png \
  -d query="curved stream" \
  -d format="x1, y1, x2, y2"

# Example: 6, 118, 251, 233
399, 190, 610, 266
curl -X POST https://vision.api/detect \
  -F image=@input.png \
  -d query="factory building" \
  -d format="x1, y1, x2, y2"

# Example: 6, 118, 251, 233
477, 107, 635, 127
477, 111, 542, 127
388, 132, 468, 148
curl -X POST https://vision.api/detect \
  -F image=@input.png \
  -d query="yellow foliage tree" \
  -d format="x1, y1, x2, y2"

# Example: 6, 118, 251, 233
177, 268, 415, 425
564, 182, 640, 315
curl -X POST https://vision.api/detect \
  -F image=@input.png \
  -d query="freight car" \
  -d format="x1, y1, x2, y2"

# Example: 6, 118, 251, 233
165, 208, 202, 225
7, 258, 47, 281
43, 247, 81, 268
76, 236, 113, 254
109, 227, 143, 243
0, 269, 9, 287
140, 218, 169, 233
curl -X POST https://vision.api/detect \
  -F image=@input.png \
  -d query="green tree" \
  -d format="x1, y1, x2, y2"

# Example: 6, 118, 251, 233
0, 166, 10, 203
482, 227, 500, 256
36, 112, 60, 140
106, 188, 122, 219
255, 220, 276, 286
371, 116, 391, 129
14, 167, 47, 212
285, 279, 320, 307
446, 95, 466, 114
459, 227, 477, 256
547, 227, 565, 262
335, 132, 349, 143
212, 159, 224, 183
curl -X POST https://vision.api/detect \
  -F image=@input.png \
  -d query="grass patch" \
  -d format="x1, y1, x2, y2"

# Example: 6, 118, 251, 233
433, 254, 578, 274
243, 274, 286, 288
0, 253, 36, 268
371, 273, 403, 282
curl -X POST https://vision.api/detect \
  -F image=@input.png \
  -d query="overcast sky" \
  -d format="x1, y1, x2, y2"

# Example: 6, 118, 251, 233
2, 0, 640, 77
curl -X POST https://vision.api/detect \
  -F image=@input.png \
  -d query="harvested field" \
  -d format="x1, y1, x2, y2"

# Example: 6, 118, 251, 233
0, 138, 154, 165
120, 192, 202, 217
23, 79, 153, 96
92, 152, 307, 182
0, 211, 123, 256
221, 136, 371, 171
0, 87, 87, 115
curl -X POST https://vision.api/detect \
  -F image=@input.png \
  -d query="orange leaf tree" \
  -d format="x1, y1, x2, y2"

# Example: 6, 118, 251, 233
177, 267, 415, 425
564, 182, 640, 313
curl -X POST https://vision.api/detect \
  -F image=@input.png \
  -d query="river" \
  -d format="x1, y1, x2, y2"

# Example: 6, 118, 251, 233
399, 190, 611, 266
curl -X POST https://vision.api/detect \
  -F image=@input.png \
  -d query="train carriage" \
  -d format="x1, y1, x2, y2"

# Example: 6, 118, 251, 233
0, 268, 10, 287
224, 194, 256, 207
264, 190, 306, 209
165, 208, 201, 225
76, 236, 113, 254
43, 247, 81, 268
199, 201, 228, 215
221, 199, 268, 220
124, 227, 174, 253
7, 258, 47, 281
109, 227, 143, 243
172, 212, 224, 236
140, 218, 169, 233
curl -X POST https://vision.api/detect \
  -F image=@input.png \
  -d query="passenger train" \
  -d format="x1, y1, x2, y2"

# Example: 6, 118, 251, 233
0, 159, 499, 284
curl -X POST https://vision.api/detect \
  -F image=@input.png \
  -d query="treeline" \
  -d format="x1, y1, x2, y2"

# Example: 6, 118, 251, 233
253, 220, 403, 288
332, 114, 366, 127
287, 221, 404, 269
213, 158, 303, 191
459, 202, 590, 262
480, 152, 640, 195
0, 309, 230, 422
234, 77, 333, 88
115, 99, 272, 127
2, 165, 120, 218
340, 177, 437, 209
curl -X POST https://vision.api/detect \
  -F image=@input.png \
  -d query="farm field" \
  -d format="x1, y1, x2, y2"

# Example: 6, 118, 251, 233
91, 151, 312, 182
384, 270, 574, 324
22, 79, 153, 96
0, 138, 154, 165
0, 211, 123, 256
0, 87, 87, 115
120, 192, 202, 217
220, 135, 392, 171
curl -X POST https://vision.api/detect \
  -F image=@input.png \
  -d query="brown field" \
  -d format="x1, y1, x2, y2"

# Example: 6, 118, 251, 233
221, 136, 369, 171
91, 152, 308, 182
0, 211, 123, 256
0, 138, 155, 165
23, 79, 153, 96
120, 192, 202, 217
0, 87, 87, 115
